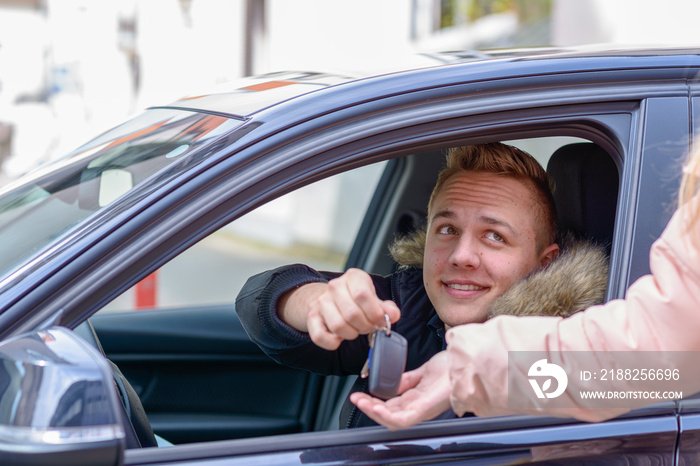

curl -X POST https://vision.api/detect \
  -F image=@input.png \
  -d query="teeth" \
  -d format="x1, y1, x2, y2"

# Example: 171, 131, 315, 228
447, 284, 485, 291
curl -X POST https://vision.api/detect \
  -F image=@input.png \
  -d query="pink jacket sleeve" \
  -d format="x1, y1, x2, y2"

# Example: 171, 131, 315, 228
446, 198, 700, 422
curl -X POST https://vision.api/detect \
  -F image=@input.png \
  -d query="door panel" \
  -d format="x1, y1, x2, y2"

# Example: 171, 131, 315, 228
123, 412, 678, 465
91, 306, 323, 444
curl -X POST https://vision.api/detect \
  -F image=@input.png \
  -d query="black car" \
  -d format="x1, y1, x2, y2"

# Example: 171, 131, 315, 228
2, 47, 700, 465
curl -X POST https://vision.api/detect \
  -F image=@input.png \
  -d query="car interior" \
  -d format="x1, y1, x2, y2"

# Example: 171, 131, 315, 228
84, 135, 620, 448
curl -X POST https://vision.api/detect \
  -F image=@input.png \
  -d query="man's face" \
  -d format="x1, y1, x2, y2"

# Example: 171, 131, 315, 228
423, 171, 558, 328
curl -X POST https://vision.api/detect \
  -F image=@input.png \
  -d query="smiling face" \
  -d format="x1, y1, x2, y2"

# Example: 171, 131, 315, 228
423, 171, 559, 328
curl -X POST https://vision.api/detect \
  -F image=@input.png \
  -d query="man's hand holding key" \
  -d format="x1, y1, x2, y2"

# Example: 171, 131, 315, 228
277, 268, 407, 399
279, 268, 401, 351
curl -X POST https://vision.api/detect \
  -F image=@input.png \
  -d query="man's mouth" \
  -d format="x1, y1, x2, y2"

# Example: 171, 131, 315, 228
446, 283, 486, 291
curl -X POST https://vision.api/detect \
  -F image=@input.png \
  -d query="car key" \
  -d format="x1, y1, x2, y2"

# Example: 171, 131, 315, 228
360, 314, 407, 400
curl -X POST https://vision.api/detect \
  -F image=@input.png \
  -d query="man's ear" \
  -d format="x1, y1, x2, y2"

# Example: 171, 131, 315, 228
539, 243, 559, 268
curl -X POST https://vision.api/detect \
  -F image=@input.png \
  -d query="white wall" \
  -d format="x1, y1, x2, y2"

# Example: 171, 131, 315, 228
135, 0, 245, 109
553, 0, 700, 47
265, 0, 416, 75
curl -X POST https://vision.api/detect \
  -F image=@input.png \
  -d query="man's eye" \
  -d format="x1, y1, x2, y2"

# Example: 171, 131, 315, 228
486, 231, 505, 242
438, 225, 458, 235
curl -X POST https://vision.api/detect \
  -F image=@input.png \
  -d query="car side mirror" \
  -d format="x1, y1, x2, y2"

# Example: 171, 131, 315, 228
0, 327, 125, 465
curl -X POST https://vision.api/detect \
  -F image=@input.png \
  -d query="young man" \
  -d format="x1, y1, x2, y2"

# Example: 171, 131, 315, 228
235, 142, 607, 428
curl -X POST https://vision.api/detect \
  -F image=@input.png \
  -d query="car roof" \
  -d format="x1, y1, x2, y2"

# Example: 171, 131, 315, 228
157, 46, 700, 120
158, 71, 359, 120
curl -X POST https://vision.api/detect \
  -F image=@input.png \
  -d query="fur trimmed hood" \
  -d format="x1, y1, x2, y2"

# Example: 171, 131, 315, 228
488, 236, 609, 319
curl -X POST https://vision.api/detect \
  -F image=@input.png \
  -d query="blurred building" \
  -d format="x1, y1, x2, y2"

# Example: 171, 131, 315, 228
3, 0, 698, 179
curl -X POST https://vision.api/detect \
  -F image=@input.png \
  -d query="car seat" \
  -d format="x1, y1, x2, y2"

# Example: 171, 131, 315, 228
546, 142, 619, 249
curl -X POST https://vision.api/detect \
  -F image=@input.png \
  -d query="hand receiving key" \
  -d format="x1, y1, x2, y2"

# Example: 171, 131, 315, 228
360, 314, 408, 399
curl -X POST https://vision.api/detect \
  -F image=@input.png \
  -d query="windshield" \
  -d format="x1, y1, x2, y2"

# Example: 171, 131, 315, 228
0, 109, 243, 281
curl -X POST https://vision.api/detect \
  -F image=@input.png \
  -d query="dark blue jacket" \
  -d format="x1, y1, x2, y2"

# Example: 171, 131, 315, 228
235, 264, 450, 428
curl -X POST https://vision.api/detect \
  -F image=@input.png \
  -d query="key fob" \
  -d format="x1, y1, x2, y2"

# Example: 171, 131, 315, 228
368, 330, 407, 400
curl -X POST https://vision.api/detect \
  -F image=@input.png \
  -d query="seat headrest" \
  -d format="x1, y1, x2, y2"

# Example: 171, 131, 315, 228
546, 142, 618, 247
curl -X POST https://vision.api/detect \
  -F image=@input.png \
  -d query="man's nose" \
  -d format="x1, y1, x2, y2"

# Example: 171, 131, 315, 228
449, 235, 480, 268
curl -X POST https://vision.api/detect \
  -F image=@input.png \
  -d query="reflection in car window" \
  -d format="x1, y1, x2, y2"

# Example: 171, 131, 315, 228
102, 162, 386, 312
0, 109, 244, 283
